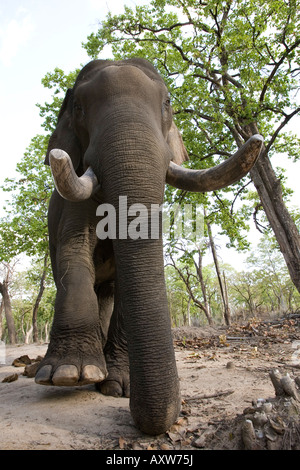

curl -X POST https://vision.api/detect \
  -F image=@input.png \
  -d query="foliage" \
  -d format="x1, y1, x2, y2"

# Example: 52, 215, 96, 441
37, 68, 80, 134
1, 260, 56, 343
83, 0, 300, 249
0, 68, 79, 341
166, 232, 300, 326
0, 134, 53, 261
2, 0, 300, 340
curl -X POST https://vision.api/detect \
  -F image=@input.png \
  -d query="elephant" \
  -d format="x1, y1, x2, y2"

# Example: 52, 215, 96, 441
35, 58, 263, 435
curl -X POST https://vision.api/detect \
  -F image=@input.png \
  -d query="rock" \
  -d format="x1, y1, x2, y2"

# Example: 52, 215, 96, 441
226, 361, 235, 370
281, 374, 300, 401
269, 416, 285, 435
23, 361, 41, 378
12, 355, 32, 367
252, 411, 268, 428
262, 402, 273, 414
242, 419, 258, 450
2, 373, 19, 383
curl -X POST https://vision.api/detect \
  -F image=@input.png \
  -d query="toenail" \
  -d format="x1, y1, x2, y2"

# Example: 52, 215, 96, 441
81, 365, 106, 383
35, 365, 52, 385
52, 365, 79, 385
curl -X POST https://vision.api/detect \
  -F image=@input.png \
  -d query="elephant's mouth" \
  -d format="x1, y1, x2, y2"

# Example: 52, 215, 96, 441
48, 134, 263, 203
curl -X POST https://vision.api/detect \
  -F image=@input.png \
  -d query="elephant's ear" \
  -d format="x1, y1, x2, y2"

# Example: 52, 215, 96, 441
166, 121, 189, 165
45, 89, 81, 171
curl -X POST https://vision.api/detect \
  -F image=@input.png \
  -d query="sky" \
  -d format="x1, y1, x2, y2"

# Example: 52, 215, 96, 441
0, 0, 299, 271
0, 0, 146, 183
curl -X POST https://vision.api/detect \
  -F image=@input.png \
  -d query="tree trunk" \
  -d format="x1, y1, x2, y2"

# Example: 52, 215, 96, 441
223, 271, 230, 317
32, 253, 48, 342
24, 325, 33, 344
244, 123, 300, 293
206, 212, 231, 325
186, 295, 191, 326
170, 252, 213, 326
0, 280, 17, 344
194, 249, 213, 325
0, 300, 3, 339
45, 322, 50, 342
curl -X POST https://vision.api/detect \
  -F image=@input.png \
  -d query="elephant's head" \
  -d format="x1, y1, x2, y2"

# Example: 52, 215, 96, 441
45, 58, 262, 434
47, 59, 263, 201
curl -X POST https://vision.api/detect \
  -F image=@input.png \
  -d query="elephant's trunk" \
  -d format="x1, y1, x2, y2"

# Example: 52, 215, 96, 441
113, 237, 181, 434
96, 129, 181, 434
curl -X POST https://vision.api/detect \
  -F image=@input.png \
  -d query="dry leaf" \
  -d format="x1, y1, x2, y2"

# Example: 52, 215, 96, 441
132, 442, 144, 450
118, 436, 126, 449
160, 443, 172, 450
147, 443, 157, 450
167, 432, 181, 443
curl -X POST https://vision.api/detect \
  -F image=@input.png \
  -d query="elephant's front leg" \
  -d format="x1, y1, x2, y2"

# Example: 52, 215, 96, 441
36, 203, 107, 386
98, 298, 130, 398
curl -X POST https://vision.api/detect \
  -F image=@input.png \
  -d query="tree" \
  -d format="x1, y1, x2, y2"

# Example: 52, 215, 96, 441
230, 232, 300, 318
165, 265, 191, 325
246, 233, 300, 313
0, 262, 17, 344
0, 134, 53, 260
231, 270, 262, 318
37, 67, 80, 134
205, 209, 231, 324
83, 0, 300, 291
3, 261, 56, 343
169, 247, 214, 325
0, 134, 54, 341
28, 254, 50, 342
0, 66, 82, 342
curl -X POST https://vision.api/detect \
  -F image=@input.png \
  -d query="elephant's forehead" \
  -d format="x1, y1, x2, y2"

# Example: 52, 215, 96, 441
97, 64, 162, 88
79, 63, 167, 93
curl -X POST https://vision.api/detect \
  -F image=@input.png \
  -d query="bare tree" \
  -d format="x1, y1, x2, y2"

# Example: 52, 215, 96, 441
0, 262, 17, 344
32, 253, 49, 342
205, 211, 231, 325
169, 250, 214, 326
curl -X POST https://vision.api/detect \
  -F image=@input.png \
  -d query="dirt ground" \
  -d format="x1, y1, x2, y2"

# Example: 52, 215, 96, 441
1, 319, 300, 451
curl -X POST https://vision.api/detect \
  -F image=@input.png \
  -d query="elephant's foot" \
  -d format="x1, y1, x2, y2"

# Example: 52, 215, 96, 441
96, 349, 130, 397
97, 366, 130, 397
35, 328, 107, 386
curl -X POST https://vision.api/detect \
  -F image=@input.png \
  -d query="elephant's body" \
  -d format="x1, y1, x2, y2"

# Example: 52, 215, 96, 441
37, 59, 182, 434
36, 58, 262, 435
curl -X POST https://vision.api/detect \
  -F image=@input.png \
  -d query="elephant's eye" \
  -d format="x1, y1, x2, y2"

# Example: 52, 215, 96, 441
74, 102, 82, 111
73, 102, 85, 119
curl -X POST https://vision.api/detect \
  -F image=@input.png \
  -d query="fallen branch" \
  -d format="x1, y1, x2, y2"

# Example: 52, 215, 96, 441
226, 336, 260, 341
184, 389, 234, 402
277, 362, 300, 370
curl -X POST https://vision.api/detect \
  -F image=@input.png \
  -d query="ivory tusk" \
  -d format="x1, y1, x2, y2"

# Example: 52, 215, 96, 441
166, 134, 264, 192
49, 149, 99, 202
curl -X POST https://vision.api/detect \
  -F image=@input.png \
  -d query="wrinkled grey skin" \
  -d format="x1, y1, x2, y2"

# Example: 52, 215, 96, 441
35, 58, 262, 435
36, 59, 187, 435
35, 58, 263, 435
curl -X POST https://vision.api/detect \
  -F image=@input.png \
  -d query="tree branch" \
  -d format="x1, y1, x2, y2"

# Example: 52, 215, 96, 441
135, 37, 192, 64
230, 181, 252, 216
174, 108, 216, 122
169, 253, 207, 314
263, 107, 300, 156
259, 39, 300, 103
135, 21, 194, 35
